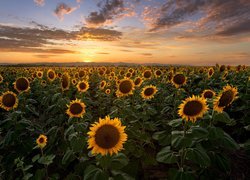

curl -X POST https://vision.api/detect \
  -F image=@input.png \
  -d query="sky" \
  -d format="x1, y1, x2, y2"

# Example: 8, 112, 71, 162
0, 0, 249, 65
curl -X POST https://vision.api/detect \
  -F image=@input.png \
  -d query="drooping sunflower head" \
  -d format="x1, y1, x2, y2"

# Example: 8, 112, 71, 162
172, 73, 186, 88
99, 80, 106, 90
61, 73, 70, 91
87, 116, 127, 156
143, 70, 152, 79
208, 68, 214, 77
116, 78, 135, 97
0, 74, 3, 83
202, 89, 216, 99
213, 85, 238, 113
66, 99, 86, 118
47, 69, 56, 81
36, 71, 43, 79
77, 80, 89, 93
134, 77, 143, 87
14, 77, 30, 93
0, 91, 18, 111
36, 134, 47, 149
178, 95, 209, 122
141, 85, 158, 100
219, 65, 226, 72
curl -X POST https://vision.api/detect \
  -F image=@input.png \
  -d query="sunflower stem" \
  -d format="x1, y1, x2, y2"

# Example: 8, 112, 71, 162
40, 148, 49, 180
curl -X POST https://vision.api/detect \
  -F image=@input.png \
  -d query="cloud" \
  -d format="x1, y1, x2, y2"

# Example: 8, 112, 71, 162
0, 22, 122, 54
145, 0, 250, 38
54, 3, 77, 20
76, 0, 82, 3
85, 0, 134, 27
141, 53, 152, 56
96, 52, 110, 55
34, 0, 45, 6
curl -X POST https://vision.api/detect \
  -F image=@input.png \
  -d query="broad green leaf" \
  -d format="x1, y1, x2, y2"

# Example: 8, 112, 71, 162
156, 146, 177, 164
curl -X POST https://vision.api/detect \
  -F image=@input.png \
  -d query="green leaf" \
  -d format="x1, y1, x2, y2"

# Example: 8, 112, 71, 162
109, 153, 129, 170
168, 168, 195, 180
38, 155, 55, 165
220, 132, 239, 150
213, 112, 234, 125
23, 165, 33, 171
32, 154, 40, 163
62, 149, 75, 165
208, 127, 224, 140
186, 146, 211, 167
171, 134, 192, 148
23, 173, 33, 180
168, 119, 183, 127
189, 126, 208, 139
84, 165, 108, 180
156, 146, 177, 164
152, 131, 171, 146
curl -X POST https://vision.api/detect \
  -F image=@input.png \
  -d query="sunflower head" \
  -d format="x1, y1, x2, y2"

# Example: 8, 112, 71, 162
71, 78, 77, 85
141, 85, 158, 100
47, 69, 56, 81
208, 68, 214, 77
202, 89, 216, 99
41, 80, 46, 86
100, 80, 106, 90
79, 70, 86, 78
36, 71, 43, 79
105, 89, 111, 94
172, 73, 186, 88
116, 78, 135, 97
219, 65, 226, 72
36, 134, 47, 149
213, 85, 238, 113
154, 69, 162, 77
14, 77, 30, 93
61, 73, 70, 91
77, 80, 89, 93
66, 99, 86, 118
0, 74, 3, 83
178, 95, 209, 122
0, 91, 18, 111
134, 77, 143, 87
143, 70, 152, 79
87, 116, 127, 156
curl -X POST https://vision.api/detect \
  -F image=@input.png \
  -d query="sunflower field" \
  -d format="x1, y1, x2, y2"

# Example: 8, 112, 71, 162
0, 64, 249, 180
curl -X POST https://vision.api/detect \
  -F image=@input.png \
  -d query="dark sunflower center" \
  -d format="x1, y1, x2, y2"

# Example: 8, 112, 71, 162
120, 71, 125, 75
183, 100, 203, 116
62, 76, 69, 89
79, 82, 87, 90
95, 125, 120, 149
173, 74, 185, 85
144, 88, 154, 96
144, 71, 151, 78
38, 73, 42, 77
99, 70, 104, 75
218, 90, 233, 107
39, 137, 45, 143
220, 65, 226, 72
119, 80, 132, 94
134, 78, 141, 85
48, 71, 55, 79
70, 103, 83, 115
126, 73, 131, 78
209, 69, 213, 75
101, 82, 105, 87
79, 70, 85, 77
2, 93, 16, 107
156, 70, 162, 76
204, 91, 214, 98
16, 78, 29, 91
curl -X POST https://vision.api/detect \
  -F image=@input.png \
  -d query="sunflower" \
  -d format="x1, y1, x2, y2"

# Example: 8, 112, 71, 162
0, 91, 18, 111
0, 74, 3, 83
208, 68, 214, 78
134, 77, 143, 87
178, 95, 209, 122
77, 80, 89, 93
36, 71, 43, 79
219, 65, 226, 72
79, 70, 85, 78
202, 89, 216, 99
66, 99, 86, 118
47, 69, 56, 81
154, 69, 162, 77
36, 134, 47, 149
61, 73, 70, 91
14, 77, 30, 93
99, 80, 106, 90
172, 73, 186, 88
143, 70, 152, 79
141, 85, 158, 100
87, 116, 127, 156
71, 78, 77, 86
105, 89, 111, 94
213, 85, 238, 113
116, 78, 135, 97
41, 80, 46, 86
125, 72, 132, 78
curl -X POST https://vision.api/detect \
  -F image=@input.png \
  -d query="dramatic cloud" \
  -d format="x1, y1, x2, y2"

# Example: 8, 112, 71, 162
54, 3, 77, 20
146, 0, 250, 38
0, 23, 122, 54
34, 0, 45, 6
85, 0, 134, 27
